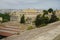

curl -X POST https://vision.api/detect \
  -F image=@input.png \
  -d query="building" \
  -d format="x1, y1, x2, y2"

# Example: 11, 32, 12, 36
10, 9, 60, 24
10, 9, 43, 24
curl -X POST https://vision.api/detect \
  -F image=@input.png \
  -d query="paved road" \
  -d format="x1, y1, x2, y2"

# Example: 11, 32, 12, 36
1, 21, 60, 40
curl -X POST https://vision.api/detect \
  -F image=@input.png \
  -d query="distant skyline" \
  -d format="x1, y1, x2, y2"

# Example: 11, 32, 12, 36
0, 0, 60, 9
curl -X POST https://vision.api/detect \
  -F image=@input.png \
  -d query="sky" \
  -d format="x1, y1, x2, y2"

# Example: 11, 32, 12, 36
0, 0, 60, 9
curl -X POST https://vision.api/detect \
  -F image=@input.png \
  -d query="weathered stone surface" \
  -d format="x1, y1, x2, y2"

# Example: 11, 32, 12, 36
1, 21, 60, 40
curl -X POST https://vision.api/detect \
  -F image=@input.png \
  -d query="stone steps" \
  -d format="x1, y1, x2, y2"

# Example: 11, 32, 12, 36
2, 21, 60, 40
0, 25, 20, 36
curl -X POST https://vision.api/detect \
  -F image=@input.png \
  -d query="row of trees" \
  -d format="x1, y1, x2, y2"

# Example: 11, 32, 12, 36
20, 8, 59, 27
35, 8, 59, 27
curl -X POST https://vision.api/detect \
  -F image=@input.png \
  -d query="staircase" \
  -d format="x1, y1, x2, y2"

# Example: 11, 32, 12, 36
0, 25, 20, 36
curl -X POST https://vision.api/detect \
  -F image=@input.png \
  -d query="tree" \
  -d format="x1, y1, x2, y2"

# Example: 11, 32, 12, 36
0, 13, 10, 22
48, 8, 53, 13
41, 16, 49, 24
42, 10, 49, 24
2, 13, 10, 22
20, 14, 25, 24
49, 11, 59, 23
35, 13, 49, 27
35, 14, 41, 27
43, 10, 48, 16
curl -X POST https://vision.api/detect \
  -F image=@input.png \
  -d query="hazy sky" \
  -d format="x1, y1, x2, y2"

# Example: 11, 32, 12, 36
0, 0, 60, 9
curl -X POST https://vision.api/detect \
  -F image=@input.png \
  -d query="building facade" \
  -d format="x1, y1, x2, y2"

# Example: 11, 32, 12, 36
10, 9, 43, 24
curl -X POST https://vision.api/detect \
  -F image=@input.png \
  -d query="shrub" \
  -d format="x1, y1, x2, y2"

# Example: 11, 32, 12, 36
35, 13, 49, 27
49, 11, 59, 23
35, 14, 41, 27
40, 24, 47, 27
27, 26, 34, 30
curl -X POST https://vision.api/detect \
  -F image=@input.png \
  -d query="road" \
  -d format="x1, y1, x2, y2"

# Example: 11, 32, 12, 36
1, 21, 60, 40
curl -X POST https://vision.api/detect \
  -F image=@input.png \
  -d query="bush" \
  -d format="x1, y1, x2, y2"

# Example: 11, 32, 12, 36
35, 13, 49, 27
40, 24, 47, 27
27, 26, 34, 30
35, 14, 41, 27
49, 11, 59, 23
0, 13, 10, 23
42, 16, 49, 24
